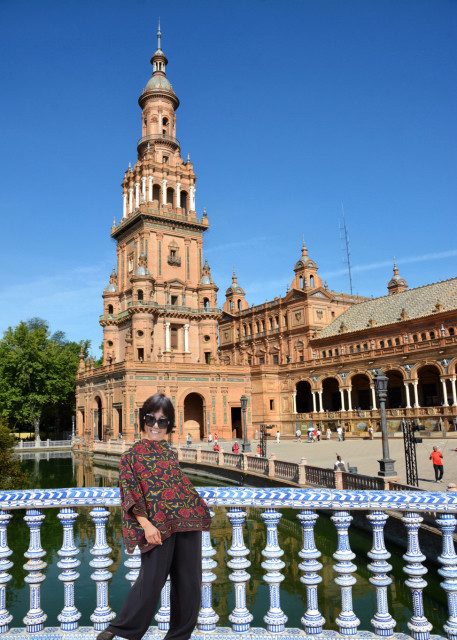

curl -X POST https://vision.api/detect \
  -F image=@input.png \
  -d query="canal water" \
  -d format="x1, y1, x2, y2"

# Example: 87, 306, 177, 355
7, 453, 447, 635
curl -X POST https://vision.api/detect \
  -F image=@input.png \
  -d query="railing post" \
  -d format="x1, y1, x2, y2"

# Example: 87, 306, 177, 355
23, 508, 47, 633
298, 509, 325, 634
366, 510, 395, 637
89, 507, 115, 631
155, 576, 171, 631
401, 512, 432, 640
0, 511, 13, 634
226, 507, 253, 632
177, 443, 183, 461
268, 454, 276, 477
218, 448, 224, 467
298, 458, 307, 486
331, 510, 360, 636
198, 509, 219, 632
334, 470, 343, 489
57, 507, 81, 631
261, 509, 287, 633
197, 445, 202, 463
124, 545, 141, 587
435, 512, 457, 640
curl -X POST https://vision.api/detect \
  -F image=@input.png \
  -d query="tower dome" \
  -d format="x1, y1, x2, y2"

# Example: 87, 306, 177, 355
140, 22, 179, 109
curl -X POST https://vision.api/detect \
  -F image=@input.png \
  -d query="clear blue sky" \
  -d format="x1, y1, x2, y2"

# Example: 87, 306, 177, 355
0, 0, 456, 355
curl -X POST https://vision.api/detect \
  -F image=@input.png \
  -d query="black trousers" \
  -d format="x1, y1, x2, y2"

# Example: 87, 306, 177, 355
433, 464, 444, 481
107, 531, 202, 640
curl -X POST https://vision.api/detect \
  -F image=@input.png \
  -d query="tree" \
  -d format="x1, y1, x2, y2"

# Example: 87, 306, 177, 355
0, 318, 90, 438
0, 420, 28, 490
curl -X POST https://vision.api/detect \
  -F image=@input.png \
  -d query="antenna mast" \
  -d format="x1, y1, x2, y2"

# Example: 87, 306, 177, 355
340, 203, 353, 295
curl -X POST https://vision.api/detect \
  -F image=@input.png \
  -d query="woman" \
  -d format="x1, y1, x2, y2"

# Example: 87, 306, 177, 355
97, 393, 211, 640
232, 441, 239, 454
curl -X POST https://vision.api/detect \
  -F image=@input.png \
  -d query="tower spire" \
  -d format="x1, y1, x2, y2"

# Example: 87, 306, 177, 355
157, 19, 162, 51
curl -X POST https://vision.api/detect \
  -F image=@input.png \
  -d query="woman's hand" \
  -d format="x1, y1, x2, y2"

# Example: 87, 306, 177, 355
143, 522, 163, 545
135, 515, 163, 545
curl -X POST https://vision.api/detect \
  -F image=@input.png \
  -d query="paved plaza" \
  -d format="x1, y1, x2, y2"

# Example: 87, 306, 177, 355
202, 434, 457, 490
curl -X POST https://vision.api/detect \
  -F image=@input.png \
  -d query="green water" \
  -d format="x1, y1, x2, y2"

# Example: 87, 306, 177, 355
6, 454, 448, 635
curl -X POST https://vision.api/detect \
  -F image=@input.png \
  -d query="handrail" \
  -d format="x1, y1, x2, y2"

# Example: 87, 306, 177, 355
0, 486, 455, 639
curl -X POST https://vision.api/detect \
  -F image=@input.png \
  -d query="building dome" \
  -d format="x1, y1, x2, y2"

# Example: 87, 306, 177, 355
144, 74, 174, 93
200, 276, 212, 285
105, 283, 116, 293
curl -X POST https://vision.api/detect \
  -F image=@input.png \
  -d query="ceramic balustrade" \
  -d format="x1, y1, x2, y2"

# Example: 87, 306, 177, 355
0, 487, 455, 640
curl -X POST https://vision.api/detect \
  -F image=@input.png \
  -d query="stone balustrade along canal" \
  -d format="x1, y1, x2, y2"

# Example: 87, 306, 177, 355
0, 486, 456, 640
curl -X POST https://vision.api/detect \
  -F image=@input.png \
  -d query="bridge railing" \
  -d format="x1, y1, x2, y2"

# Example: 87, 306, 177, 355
0, 487, 455, 640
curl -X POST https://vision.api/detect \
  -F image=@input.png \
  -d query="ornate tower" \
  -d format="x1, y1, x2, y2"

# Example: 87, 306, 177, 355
291, 239, 323, 291
223, 269, 249, 313
100, 26, 219, 365
387, 259, 408, 295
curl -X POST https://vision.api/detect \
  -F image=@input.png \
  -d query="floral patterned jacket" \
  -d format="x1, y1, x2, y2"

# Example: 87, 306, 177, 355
119, 439, 211, 553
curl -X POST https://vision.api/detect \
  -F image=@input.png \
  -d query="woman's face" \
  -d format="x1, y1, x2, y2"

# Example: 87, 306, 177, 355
143, 408, 169, 442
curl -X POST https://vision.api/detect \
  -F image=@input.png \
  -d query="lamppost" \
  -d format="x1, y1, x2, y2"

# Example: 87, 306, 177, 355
134, 408, 139, 441
374, 372, 397, 477
240, 395, 251, 453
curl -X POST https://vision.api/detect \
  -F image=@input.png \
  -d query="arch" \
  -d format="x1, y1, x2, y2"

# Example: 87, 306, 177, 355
237, 299, 242, 310
166, 187, 174, 206
183, 392, 205, 440
310, 275, 314, 288
153, 184, 161, 202
137, 289, 144, 301
350, 373, 371, 410
203, 297, 210, 310
410, 360, 446, 379
321, 377, 341, 411
107, 304, 114, 315
385, 369, 406, 408
180, 190, 188, 211
162, 116, 169, 135
417, 364, 443, 407
94, 396, 103, 441
296, 380, 313, 413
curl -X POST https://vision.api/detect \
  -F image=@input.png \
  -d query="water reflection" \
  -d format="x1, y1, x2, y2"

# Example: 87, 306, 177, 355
7, 453, 447, 634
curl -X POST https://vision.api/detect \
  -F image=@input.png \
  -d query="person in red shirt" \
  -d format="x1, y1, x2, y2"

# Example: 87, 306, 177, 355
429, 446, 444, 482
232, 442, 240, 454
213, 442, 220, 453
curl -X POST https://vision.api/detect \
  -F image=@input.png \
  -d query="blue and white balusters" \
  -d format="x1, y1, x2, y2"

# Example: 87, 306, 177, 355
57, 507, 81, 631
436, 512, 457, 640
297, 509, 325, 635
366, 510, 395, 637
89, 506, 115, 631
331, 510, 360, 636
198, 509, 219, 632
155, 576, 171, 631
226, 507, 253, 632
23, 508, 47, 633
0, 511, 12, 635
124, 545, 141, 587
402, 512, 432, 640
260, 509, 287, 633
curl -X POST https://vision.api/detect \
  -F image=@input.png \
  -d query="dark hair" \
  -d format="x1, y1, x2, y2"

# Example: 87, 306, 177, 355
140, 393, 175, 434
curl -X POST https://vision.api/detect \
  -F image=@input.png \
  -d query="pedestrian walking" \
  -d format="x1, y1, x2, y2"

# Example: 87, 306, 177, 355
214, 433, 218, 446
312, 428, 317, 443
326, 427, 331, 440
207, 433, 213, 443
97, 393, 211, 640
429, 446, 444, 482
342, 427, 346, 441
276, 430, 280, 443
296, 427, 301, 442
337, 426, 342, 442
316, 428, 321, 442
333, 455, 346, 471
186, 433, 192, 446
368, 426, 373, 440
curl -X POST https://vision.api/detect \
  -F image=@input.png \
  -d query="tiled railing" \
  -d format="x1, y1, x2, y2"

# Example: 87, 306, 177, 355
14, 439, 72, 450
0, 488, 455, 640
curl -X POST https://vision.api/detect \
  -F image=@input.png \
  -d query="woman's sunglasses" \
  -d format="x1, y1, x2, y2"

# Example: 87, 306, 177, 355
144, 414, 169, 429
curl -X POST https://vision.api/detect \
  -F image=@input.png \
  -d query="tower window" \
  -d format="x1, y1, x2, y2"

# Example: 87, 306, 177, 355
137, 290, 143, 301
269, 400, 274, 410
171, 295, 178, 306
273, 354, 279, 365
163, 155, 169, 164
171, 327, 178, 349
204, 352, 211, 364
237, 299, 241, 310
137, 348, 144, 361
108, 305, 113, 315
